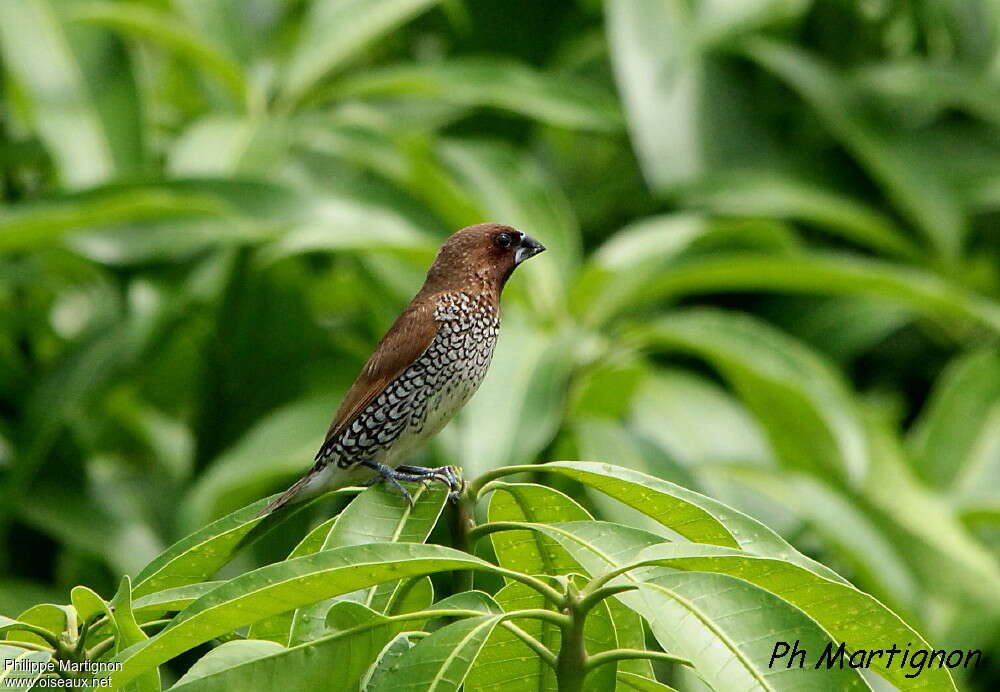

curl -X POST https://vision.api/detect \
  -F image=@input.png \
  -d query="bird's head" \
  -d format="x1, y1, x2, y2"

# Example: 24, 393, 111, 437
423, 222, 546, 294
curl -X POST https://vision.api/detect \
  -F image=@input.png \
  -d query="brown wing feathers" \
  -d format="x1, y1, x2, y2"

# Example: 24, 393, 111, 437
319, 295, 441, 455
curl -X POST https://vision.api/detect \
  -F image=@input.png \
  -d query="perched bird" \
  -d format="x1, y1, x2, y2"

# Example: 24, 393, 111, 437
257, 223, 545, 516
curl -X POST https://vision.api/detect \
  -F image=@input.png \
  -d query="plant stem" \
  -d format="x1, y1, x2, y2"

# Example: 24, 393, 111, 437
585, 648, 692, 672
449, 491, 477, 593
554, 582, 588, 692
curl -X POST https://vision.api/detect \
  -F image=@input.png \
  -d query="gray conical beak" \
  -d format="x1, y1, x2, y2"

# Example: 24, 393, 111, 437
515, 234, 546, 265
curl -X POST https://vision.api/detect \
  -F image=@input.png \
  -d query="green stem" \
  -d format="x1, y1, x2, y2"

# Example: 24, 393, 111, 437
449, 491, 477, 593
2, 624, 61, 650
585, 648, 693, 672
467, 465, 540, 499
502, 622, 557, 668
554, 584, 588, 692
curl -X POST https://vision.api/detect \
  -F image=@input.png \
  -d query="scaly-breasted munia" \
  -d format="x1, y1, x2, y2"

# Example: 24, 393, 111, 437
258, 223, 545, 515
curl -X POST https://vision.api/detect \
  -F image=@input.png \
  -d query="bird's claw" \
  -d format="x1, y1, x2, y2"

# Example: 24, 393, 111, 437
361, 461, 464, 507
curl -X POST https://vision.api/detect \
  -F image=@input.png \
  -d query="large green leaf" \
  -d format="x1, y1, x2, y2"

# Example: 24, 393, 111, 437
168, 610, 397, 692
604, 0, 701, 188
908, 349, 1000, 494
132, 491, 319, 598
71, 2, 247, 103
171, 640, 286, 687
637, 309, 867, 484
744, 40, 966, 262
110, 543, 504, 688
509, 461, 842, 579
520, 522, 948, 691
369, 614, 503, 692
636, 572, 869, 691
629, 252, 1000, 336
289, 483, 447, 644
177, 393, 340, 530
466, 582, 559, 692
283, 0, 441, 104
331, 59, 623, 132
682, 171, 922, 260
864, 423, 1000, 609
487, 482, 591, 578
0, 0, 117, 186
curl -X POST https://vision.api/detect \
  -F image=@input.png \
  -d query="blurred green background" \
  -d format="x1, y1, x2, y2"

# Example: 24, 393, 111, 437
1, 0, 999, 688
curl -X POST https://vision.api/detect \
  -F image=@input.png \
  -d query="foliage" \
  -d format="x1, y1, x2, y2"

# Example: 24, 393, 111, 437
1, 0, 1000, 690
0, 463, 956, 691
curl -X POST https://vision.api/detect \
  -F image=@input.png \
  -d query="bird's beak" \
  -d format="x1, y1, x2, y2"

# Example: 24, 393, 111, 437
515, 235, 546, 265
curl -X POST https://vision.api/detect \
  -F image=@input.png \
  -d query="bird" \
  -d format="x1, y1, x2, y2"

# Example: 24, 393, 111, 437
256, 223, 545, 516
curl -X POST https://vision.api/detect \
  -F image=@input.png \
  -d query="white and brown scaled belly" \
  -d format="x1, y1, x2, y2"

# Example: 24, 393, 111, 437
316, 293, 498, 473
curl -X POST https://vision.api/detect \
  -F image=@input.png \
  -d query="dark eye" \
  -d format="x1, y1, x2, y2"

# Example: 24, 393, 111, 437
495, 233, 513, 249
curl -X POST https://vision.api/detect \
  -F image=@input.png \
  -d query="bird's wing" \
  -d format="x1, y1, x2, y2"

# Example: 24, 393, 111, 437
320, 296, 441, 452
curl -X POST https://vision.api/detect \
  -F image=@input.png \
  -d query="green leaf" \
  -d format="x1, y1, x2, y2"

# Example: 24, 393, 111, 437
365, 633, 421, 690
743, 39, 966, 262
0, 616, 58, 648
111, 576, 159, 692
637, 308, 868, 484
908, 349, 1000, 493
5, 604, 74, 649
370, 574, 434, 619
864, 422, 1000, 609
177, 393, 341, 530
0, 648, 53, 686
616, 671, 679, 692
283, 0, 441, 104
71, 2, 247, 103
682, 171, 922, 260
289, 483, 447, 644
331, 59, 622, 132
110, 543, 504, 688
168, 609, 398, 692
131, 583, 223, 617
487, 482, 591, 578
172, 640, 286, 687
369, 614, 503, 692
520, 462, 841, 579
636, 572, 869, 691
0, 186, 226, 255
132, 491, 315, 598
466, 582, 558, 692
0, 0, 117, 186
625, 543, 950, 692
604, 0, 701, 187
246, 517, 340, 645
626, 252, 1000, 335
520, 521, 952, 692
69, 585, 112, 624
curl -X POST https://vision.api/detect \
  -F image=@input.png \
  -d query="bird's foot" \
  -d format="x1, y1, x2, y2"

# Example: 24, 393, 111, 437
397, 464, 466, 503
360, 461, 465, 506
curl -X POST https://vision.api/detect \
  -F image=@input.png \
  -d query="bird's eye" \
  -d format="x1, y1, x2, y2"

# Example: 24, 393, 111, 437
495, 233, 513, 249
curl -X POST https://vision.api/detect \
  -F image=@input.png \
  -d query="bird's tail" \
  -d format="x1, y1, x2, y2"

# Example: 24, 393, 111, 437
254, 468, 321, 518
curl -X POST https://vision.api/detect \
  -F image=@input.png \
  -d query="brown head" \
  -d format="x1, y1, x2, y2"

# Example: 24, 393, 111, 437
422, 223, 546, 295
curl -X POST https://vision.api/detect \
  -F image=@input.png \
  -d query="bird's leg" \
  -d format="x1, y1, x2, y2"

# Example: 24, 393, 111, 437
396, 464, 466, 502
359, 459, 415, 507
359, 460, 466, 505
